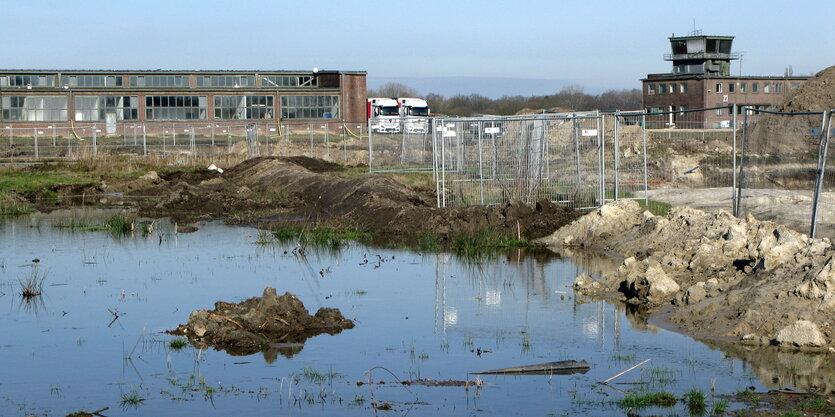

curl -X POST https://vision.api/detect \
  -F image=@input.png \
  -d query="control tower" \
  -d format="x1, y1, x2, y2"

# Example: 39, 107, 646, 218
664, 30, 740, 76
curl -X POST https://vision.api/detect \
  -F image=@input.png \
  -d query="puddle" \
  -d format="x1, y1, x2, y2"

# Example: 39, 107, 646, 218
0, 210, 828, 416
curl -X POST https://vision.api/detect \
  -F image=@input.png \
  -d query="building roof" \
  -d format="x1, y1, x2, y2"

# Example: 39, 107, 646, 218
0, 69, 367, 75
643, 73, 810, 82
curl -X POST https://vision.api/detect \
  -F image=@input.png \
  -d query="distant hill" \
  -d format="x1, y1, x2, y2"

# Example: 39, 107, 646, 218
367, 76, 571, 99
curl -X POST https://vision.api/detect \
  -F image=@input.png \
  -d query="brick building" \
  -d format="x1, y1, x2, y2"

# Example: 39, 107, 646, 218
0, 69, 367, 132
641, 32, 808, 128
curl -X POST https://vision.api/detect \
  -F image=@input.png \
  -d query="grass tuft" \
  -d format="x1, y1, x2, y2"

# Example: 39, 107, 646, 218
19, 268, 47, 298
450, 229, 537, 261
686, 388, 706, 413
169, 338, 187, 350
616, 391, 677, 408
119, 389, 145, 407
105, 212, 137, 235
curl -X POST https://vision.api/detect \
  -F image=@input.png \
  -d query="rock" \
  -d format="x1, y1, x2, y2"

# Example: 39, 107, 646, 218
775, 320, 827, 348
139, 170, 161, 183
644, 265, 680, 298
684, 283, 707, 305
573, 273, 592, 289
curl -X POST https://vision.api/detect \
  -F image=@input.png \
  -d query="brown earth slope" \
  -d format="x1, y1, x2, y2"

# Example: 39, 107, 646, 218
132, 156, 580, 245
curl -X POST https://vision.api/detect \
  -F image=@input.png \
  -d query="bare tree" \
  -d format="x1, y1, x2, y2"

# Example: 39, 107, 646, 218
368, 82, 420, 98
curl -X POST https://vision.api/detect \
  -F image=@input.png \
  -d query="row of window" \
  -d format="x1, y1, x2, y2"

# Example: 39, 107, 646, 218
712, 82, 787, 94
647, 83, 688, 95
0, 94, 338, 121
648, 81, 799, 95
1, 74, 319, 89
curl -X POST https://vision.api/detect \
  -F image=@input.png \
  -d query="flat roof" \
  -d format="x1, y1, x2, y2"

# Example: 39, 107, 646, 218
0, 69, 367, 75
643, 73, 809, 81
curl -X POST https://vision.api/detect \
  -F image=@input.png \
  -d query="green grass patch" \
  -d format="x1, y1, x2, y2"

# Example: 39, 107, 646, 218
268, 224, 371, 248
0, 197, 33, 216
685, 388, 706, 413
616, 391, 677, 408
449, 229, 537, 260
417, 232, 441, 252
105, 213, 138, 235
0, 170, 96, 194
169, 338, 188, 350
638, 199, 672, 216
711, 398, 729, 415
119, 389, 145, 407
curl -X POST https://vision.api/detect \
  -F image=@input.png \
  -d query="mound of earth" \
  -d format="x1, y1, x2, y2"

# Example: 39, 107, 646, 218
780, 65, 835, 113
170, 287, 354, 360
133, 156, 581, 245
539, 200, 835, 350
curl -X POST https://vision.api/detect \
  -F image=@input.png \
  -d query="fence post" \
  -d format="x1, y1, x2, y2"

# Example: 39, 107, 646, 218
34, 128, 39, 160
734, 108, 750, 218
477, 120, 485, 205
142, 124, 147, 156
614, 112, 621, 201
367, 118, 373, 172
810, 110, 831, 238
642, 114, 649, 205
92, 125, 97, 156
732, 105, 738, 215
573, 116, 582, 203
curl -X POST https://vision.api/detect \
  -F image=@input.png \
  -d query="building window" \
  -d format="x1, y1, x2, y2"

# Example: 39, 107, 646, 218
647, 84, 656, 95
716, 108, 724, 116
1, 95, 67, 121
646, 106, 663, 113
74, 96, 138, 121
214, 95, 274, 120
0, 74, 55, 87
130, 75, 187, 87
60, 75, 122, 88
752, 83, 759, 93
715, 83, 723, 93
728, 83, 735, 93
740, 83, 746, 93
280, 95, 339, 119
774, 83, 783, 93
261, 75, 316, 87
763, 83, 771, 93
196, 75, 255, 88
679, 83, 687, 94
145, 95, 207, 120
790, 82, 801, 89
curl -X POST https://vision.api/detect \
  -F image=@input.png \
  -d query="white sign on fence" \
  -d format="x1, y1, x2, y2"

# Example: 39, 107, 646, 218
581, 129, 598, 137
485, 127, 501, 134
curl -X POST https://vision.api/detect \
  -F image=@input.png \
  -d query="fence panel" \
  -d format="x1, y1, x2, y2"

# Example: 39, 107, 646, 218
737, 109, 826, 236
368, 117, 435, 172
812, 111, 835, 238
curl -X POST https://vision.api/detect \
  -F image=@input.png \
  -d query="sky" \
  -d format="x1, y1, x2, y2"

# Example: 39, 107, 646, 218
1, 0, 833, 98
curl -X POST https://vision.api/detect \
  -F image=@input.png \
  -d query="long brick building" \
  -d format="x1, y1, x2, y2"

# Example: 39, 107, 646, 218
0, 69, 367, 133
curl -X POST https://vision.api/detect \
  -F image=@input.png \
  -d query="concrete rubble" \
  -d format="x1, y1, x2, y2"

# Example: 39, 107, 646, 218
540, 200, 835, 349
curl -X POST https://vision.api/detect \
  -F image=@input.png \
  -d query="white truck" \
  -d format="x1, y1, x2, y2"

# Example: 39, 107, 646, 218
398, 97, 430, 134
367, 98, 401, 133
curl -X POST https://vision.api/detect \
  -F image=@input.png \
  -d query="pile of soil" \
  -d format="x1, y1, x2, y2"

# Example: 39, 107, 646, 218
780, 65, 835, 113
169, 287, 354, 358
539, 200, 835, 350
131, 156, 581, 245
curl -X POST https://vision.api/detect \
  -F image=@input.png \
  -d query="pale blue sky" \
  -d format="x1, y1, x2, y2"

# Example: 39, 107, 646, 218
1, 0, 832, 97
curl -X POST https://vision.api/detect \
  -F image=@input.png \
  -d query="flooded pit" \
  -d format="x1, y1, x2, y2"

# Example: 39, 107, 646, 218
0, 210, 829, 416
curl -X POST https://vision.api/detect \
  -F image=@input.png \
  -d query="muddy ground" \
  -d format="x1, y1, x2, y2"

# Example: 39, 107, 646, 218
540, 200, 835, 356
12, 156, 581, 247
169, 287, 354, 362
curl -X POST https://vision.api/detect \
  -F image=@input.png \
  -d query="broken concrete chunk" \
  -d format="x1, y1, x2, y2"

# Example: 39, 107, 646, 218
775, 320, 827, 348
645, 265, 680, 298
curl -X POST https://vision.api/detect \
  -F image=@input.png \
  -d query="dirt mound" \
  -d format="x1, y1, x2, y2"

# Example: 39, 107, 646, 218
780, 65, 835, 113
540, 200, 835, 349
170, 287, 354, 360
138, 157, 581, 244
278, 156, 344, 173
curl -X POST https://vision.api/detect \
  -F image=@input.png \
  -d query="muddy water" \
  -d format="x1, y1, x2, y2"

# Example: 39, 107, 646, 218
0, 210, 824, 416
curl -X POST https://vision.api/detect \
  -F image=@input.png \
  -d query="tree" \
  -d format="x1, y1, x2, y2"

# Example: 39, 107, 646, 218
368, 82, 419, 98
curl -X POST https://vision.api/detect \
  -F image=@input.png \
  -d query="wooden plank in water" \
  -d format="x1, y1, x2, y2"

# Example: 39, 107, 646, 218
472, 360, 590, 375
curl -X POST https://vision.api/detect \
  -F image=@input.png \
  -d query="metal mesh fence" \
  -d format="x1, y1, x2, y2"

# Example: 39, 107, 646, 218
0, 120, 368, 164
736, 109, 826, 236
811, 110, 835, 238
368, 117, 435, 172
